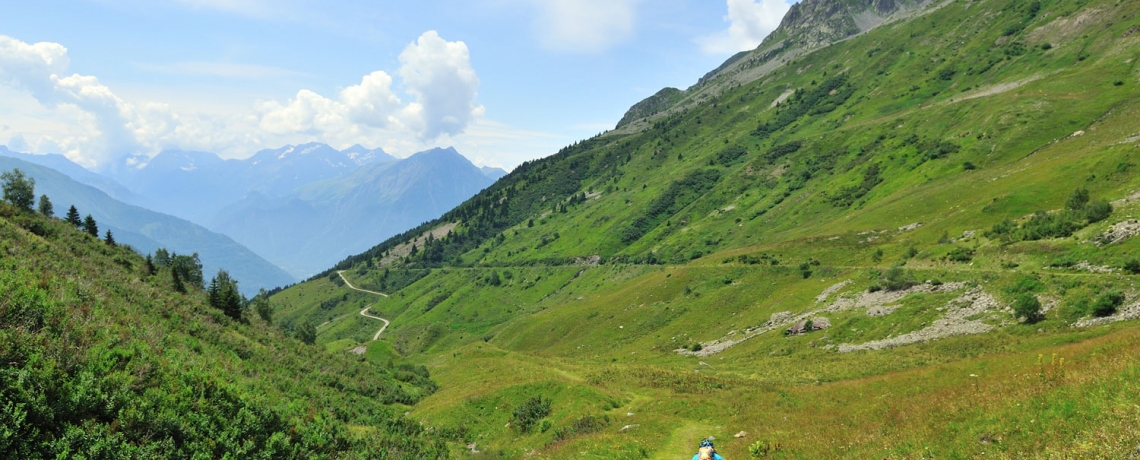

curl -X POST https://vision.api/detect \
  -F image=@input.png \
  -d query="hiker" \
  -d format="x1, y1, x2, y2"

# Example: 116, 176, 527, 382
692, 439, 725, 460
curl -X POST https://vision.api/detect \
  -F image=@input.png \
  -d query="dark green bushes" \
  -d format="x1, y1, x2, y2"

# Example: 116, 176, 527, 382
987, 188, 1113, 242
881, 266, 918, 291
754, 75, 855, 139
621, 169, 722, 243
827, 163, 883, 207
946, 247, 975, 263
1092, 291, 1125, 317
511, 396, 552, 433
552, 414, 609, 442
1013, 293, 1043, 323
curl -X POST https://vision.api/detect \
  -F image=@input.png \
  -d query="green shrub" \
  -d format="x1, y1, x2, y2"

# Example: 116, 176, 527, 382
1092, 291, 1125, 317
882, 266, 917, 291
988, 188, 1112, 242
946, 246, 975, 263
552, 415, 608, 442
1123, 259, 1140, 275
1013, 293, 1043, 323
511, 396, 552, 434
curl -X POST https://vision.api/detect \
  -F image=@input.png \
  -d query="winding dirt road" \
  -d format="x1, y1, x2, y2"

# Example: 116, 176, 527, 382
337, 270, 391, 341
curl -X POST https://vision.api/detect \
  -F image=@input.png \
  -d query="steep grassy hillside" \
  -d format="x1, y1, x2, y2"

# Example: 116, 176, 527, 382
274, 0, 1140, 457
0, 204, 448, 458
0, 156, 296, 295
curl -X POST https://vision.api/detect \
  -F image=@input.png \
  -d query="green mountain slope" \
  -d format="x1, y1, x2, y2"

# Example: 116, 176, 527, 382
0, 203, 447, 458
273, 0, 1140, 457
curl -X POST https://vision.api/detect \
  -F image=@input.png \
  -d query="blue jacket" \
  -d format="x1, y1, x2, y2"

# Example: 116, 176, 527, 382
692, 454, 725, 460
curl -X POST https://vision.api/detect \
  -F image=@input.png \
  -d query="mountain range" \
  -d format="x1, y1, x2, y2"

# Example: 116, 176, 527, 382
1, 142, 506, 281
209, 147, 501, 278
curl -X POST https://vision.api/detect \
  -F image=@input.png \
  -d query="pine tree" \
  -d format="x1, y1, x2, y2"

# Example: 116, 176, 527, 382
172, 268, 186, 293
207, 269, 243, 320
154, 248, 171, 266
104, 229, 116, 246
37, 194, 53, 217
66, 205, 82, 227
82, 215, 98, 237
145, 254, 156, 276
1, 168, 35, 211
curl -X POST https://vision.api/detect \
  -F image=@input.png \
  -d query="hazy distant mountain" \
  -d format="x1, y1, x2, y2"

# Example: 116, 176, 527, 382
0, 155, 296, 295
0, 146, 144, 206
108, 143, 396, 225
480, 166, 508, 180
210, 147, 495, 278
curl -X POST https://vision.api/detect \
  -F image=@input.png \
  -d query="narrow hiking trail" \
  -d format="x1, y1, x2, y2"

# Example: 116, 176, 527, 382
337, 270, 391, 341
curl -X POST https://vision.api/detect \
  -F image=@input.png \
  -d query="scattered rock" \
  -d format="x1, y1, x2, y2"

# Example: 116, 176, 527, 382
815, 280, 852, 303
767, 311, 794, 326
467, 443, 480, 454
626, 412, 634, 417
682, 282, 969, 356
1095, 220, 1140, 245
839, 287, 1000, 353
1072, 261, 1115, 274
349, 345, 367, 355
734, 431, 748, 438
866, 305, 898, 317
897, 222, 923, 232
1074, 298, 1140, 327
620, 424, 639, 432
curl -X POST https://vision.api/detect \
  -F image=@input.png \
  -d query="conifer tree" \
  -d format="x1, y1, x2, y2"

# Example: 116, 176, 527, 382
82, 215, 99, 237
145, 254, 156, 276
207, 269, 243, 320
104, 229, 116, 247
172, 267, 186, 293
154, 248, 171, 266
66, 205, 82, 227
37, 194, 53, 217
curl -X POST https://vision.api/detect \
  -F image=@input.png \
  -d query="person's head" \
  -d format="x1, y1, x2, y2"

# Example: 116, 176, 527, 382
698, 439, 715, 460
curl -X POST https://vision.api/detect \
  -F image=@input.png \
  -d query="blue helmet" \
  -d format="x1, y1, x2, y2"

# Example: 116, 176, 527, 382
700, 439, 714, 448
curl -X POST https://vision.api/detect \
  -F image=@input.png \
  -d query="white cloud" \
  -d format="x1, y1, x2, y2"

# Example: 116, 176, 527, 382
0, 36, 70, 100
0, 31, 491, 168
531, 0, 641, 53
697, 0, 792, 55
256, 30, 480, 143
398, 31, 482, 140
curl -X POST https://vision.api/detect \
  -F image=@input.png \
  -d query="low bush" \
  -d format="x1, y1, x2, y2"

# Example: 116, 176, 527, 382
1092, 291, 1125, 317
511, 396, 552, 434
1013, 293, 1043, 323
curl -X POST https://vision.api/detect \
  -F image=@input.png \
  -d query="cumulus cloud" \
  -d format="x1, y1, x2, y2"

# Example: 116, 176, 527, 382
257, 31, 480, 142
697, 0, 792, 54
398, 31, 482, 140
0, 31, 484, 168
531, 0, 641, 53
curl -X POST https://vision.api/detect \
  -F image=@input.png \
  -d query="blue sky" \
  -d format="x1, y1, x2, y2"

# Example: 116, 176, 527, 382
0, 0, 793, 169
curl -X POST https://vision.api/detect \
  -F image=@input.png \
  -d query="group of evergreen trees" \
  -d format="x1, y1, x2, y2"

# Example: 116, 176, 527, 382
2, 167, 115, 245
3, 167, 266, 327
